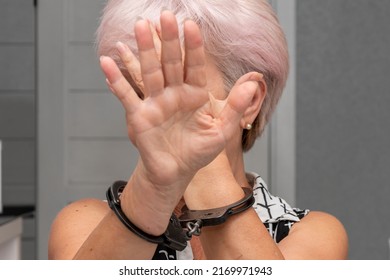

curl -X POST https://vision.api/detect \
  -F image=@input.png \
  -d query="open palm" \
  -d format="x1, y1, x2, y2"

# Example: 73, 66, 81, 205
100, 11, 258, 188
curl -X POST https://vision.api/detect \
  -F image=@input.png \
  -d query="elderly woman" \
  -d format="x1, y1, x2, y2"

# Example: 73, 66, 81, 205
49, 0, 348, 259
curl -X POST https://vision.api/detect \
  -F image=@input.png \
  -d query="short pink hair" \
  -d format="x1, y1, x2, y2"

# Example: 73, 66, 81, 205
96, 0, 289, 151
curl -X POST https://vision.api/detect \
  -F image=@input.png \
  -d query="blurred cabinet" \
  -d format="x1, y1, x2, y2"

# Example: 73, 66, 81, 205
0, 217, 22, 260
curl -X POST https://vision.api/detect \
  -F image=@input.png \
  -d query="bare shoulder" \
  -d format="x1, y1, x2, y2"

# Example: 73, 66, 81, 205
48, 198, 109, 259
278, 211, 348, 259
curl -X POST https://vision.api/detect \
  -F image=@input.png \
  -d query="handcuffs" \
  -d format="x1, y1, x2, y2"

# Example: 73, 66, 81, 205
106, 180, 255, 251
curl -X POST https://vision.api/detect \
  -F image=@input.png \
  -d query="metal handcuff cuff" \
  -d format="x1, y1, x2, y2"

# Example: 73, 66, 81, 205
106, 180, 255, 251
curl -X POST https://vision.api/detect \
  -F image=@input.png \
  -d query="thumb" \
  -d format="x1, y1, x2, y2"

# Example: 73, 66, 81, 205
219, 72, 262, 129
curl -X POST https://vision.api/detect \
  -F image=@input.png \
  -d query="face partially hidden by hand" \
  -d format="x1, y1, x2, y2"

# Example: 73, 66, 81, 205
96, 0, 289, 152
101, 9, 264, 170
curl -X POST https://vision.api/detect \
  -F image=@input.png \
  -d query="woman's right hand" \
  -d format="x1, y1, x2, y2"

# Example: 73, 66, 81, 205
100, 11, 261, 235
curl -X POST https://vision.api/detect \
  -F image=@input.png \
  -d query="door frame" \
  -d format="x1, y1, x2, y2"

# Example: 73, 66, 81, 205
269, 0, 297, 206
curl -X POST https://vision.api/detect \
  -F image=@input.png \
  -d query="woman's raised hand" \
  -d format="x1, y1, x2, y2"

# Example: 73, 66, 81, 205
100, 11, 259, 198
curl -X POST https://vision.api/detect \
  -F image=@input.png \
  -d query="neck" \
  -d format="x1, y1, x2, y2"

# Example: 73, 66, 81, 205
227, 147, 249, 188
225, 135, 249, 188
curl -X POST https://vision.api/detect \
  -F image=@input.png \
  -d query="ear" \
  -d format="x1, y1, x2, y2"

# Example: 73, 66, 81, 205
239, 75, 266, 129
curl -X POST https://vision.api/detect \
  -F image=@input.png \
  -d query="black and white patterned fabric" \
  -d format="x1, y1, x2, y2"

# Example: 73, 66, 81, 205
152, 172, 309, 260
248, 172, 309, 244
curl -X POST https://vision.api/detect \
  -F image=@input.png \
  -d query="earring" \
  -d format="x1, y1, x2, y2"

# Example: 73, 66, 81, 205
245, 123, 252, 130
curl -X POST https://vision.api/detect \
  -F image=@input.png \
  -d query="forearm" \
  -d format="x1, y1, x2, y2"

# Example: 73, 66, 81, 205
188, 185, 284, 260
199, 208, 284, 260
75, 162, 190, 259
184, 157, 284, 259
74, 210, 158, 260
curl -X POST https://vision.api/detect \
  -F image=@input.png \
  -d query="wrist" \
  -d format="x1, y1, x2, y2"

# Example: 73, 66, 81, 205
119, 176, 172, 236
183, 156, 244, 209
106, 181, 188, 251
184, 174, 245, 210
119, 161, 193, 236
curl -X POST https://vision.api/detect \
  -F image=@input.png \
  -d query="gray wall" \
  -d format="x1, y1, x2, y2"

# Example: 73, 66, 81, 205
0, 0, 35, 206
297, 0, 390, 259
0, 0, 36, 259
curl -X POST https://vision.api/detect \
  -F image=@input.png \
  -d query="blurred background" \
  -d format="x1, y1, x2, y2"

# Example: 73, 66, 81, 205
0, 0, 389, 259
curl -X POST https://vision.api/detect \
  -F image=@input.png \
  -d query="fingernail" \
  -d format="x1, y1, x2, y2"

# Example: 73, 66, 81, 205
105, 79, 116, 93
116, 41, 127, 54
249, 72, 263, 82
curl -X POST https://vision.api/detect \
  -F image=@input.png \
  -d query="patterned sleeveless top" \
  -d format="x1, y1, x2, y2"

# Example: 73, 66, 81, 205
152, 172, 309, 260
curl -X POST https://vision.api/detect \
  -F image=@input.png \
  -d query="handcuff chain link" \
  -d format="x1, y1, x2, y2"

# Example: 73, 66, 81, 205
185, 220, 202, 239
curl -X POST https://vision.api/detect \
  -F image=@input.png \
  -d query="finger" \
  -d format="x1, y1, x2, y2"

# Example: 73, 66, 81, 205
183, 19, 207, 87
116, 41, 145, 94
135, 19, 164, 96
219, 72, 262, 137
160, 10, 183, 86
115, 21, 163, 97
100, 56, 141, 112
150, 21, 162, 61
